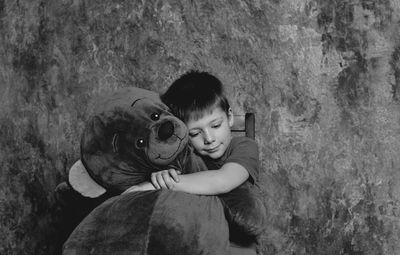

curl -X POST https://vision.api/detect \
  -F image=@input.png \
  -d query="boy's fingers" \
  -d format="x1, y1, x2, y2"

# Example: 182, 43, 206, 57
156, 173, 168, 189
169, 169, 180, 182
162, 171, 174, 189
151, 174, 161, 189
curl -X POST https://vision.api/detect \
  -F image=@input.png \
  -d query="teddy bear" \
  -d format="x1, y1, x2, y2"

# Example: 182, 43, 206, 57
60, 87, 266, 255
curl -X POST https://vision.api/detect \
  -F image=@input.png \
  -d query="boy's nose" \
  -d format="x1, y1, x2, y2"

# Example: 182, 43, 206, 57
203, 130, 215, 144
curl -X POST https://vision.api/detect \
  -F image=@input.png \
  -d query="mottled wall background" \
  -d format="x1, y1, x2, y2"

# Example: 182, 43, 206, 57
1, 0, 400, 254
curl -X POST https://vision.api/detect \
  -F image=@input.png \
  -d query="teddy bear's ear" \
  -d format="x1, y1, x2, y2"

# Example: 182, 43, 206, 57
68, 160, 106, 198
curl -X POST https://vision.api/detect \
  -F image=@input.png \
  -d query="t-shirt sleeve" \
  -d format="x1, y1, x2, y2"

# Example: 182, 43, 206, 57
225, 137, 260, 184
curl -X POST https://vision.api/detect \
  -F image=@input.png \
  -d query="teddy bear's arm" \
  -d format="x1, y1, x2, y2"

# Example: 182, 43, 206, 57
218, 183, 267, 244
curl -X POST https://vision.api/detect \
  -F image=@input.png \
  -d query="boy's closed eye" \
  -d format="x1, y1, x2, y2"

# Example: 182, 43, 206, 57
211, 123, 221, 129
189, 132, 200, 138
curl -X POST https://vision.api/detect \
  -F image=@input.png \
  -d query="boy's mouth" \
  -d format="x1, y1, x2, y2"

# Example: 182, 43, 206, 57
204, 145, 220, 153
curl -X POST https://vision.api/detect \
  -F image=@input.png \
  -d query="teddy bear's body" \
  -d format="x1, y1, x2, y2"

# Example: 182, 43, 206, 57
64, 190, 231, 254
61, 87, 265, 255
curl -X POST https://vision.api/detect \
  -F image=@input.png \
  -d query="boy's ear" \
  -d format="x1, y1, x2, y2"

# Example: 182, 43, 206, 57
228, 108, 234, 127
68, 160, 106, 198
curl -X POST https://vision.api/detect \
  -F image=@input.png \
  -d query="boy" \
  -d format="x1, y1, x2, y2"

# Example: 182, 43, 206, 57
124, 70, 259, 195
124, 71, 262, 254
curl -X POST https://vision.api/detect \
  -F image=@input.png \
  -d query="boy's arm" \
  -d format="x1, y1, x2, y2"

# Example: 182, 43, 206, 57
171, 162, 249, 195
122, 181, 156, 194
123, 169, 181, 194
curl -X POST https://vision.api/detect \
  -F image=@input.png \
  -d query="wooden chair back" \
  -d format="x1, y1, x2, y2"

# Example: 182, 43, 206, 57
231, 113, 255, 140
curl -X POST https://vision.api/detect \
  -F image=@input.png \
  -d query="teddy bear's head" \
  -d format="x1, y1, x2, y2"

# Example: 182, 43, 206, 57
69, 87, 189, 196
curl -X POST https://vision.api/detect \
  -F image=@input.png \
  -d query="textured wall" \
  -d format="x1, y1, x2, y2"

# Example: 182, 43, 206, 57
1, 0, 400, 254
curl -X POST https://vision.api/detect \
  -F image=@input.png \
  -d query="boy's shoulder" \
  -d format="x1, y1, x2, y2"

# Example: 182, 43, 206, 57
225, 136, 258, 159
226, 136, 260, 183
230, 136, 258, 149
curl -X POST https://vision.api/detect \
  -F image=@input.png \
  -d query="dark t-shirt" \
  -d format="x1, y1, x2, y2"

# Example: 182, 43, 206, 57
202, 136, 260, 184
203, 136, 262, 249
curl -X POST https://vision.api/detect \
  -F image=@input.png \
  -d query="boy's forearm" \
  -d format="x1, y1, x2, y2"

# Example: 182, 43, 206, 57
172, 170, 227, 195
172, 163, 249, 195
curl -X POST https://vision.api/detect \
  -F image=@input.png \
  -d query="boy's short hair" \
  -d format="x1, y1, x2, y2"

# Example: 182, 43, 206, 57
161, 70, 230, 123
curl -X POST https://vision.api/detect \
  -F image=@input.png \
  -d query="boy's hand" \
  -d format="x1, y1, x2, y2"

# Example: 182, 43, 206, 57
151, 169, 181, 190
122, 182, 156, 194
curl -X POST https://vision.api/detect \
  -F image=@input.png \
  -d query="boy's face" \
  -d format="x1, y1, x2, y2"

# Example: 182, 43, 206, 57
186, 107, 233, 159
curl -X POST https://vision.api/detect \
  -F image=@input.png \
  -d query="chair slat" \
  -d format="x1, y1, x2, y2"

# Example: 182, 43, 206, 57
231, 113, 255, 140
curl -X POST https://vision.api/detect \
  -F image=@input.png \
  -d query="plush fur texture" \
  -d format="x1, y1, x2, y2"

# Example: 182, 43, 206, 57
61, 87, 266, 255
64, 190, 231, 255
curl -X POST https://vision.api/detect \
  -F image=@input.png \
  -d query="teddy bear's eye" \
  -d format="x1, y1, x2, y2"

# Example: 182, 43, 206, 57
136, 139, 146, 148
150, 112, 160, 121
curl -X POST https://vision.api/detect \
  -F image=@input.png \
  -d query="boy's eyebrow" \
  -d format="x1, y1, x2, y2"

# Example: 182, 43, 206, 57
188, 128, 201, 133
189, 118, 223, 131
210, 116, 223, 123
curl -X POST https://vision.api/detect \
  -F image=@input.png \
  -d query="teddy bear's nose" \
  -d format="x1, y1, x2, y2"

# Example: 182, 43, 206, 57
158, 121, 175, 140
